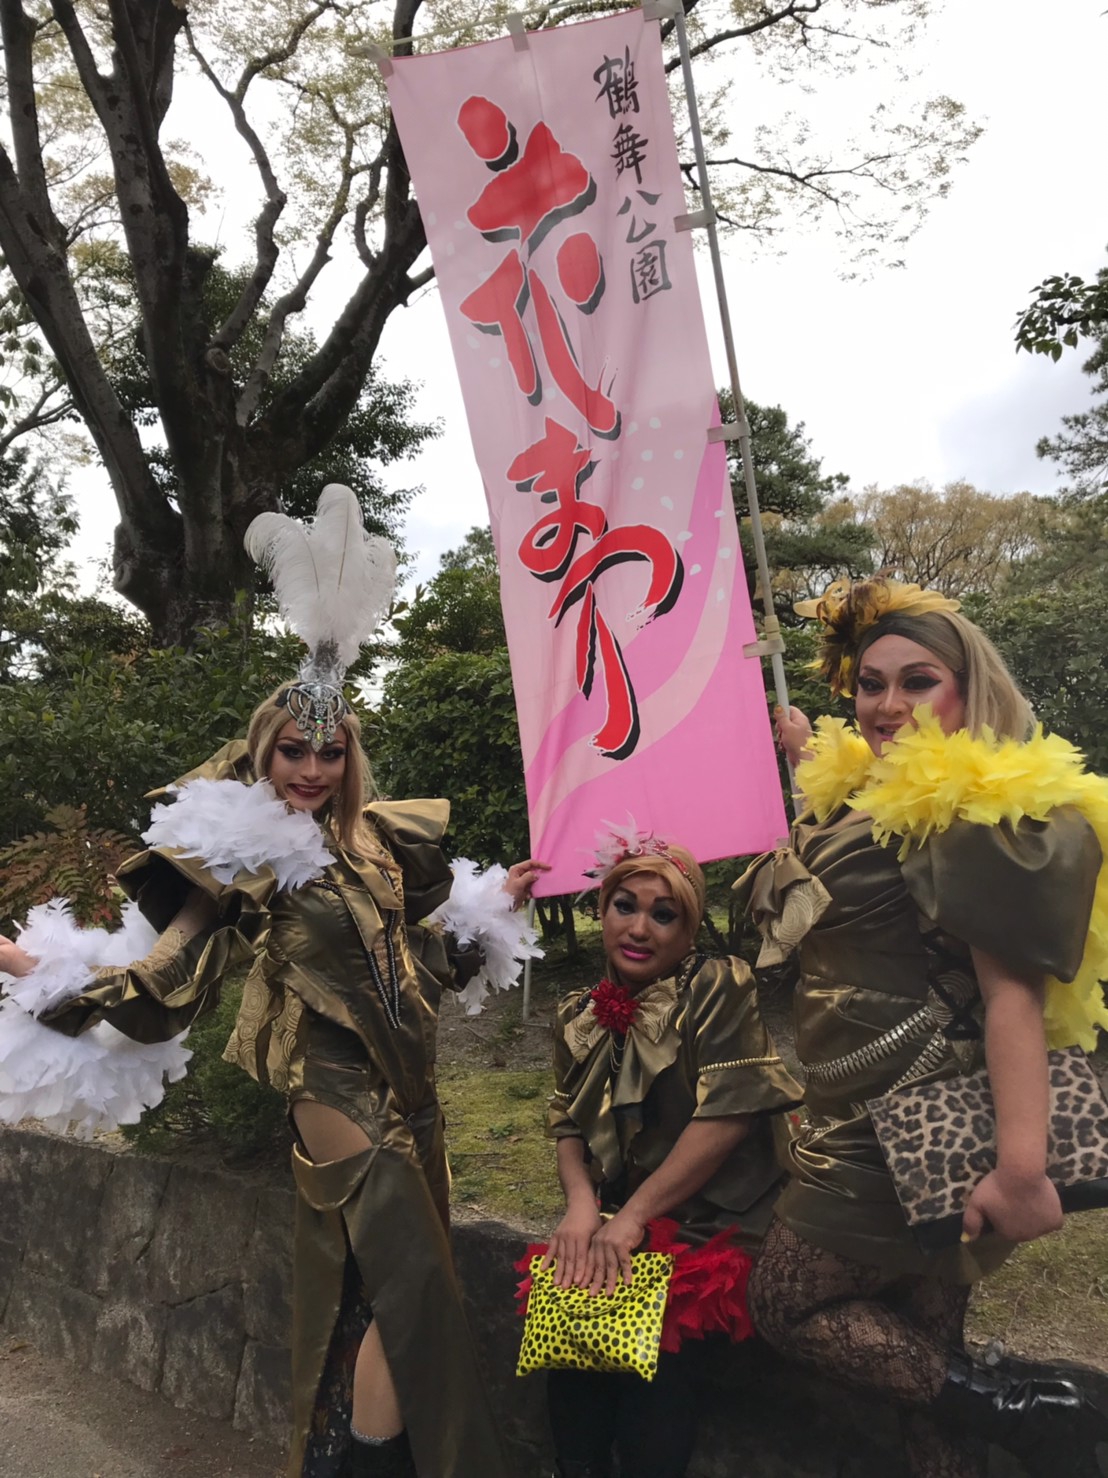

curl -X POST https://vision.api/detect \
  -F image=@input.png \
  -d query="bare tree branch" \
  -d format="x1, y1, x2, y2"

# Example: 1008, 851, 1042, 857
236, 88, 359, 427
0, 382, 74, 456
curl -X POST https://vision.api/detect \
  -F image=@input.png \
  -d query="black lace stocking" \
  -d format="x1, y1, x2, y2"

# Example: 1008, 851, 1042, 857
748, 1222, 981, 1478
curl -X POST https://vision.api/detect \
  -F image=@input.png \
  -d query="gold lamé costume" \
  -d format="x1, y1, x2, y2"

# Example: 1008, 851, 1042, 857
738, 799, 1101, 1283
546, 954, 802, 1247
42, 742, 510, 1478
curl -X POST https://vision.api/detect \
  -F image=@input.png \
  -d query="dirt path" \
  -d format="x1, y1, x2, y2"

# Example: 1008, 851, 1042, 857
0, 1339, 284, 1478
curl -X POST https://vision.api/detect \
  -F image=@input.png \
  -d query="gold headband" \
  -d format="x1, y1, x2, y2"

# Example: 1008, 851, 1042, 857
795, 578, 961, 697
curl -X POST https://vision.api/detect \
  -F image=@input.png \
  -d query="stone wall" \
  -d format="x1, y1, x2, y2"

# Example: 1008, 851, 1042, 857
0, 1126, 1099, 1477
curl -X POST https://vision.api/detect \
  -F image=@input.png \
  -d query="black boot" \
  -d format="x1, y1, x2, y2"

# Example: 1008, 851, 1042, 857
553, 1460, 613, 1478
933, 1351, 1108, 1477
347, 1430, 417, 1478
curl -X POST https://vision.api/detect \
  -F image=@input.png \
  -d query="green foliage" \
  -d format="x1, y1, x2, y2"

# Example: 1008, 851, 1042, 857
436, 526, 497, 574
0, 593, 301, 846
391, 525, 504, 662
1015, 265, 1108, 361
972, 573, 1108, 773
1, 587, 147, 684
373, 649, 528, 866
0, 805, 132, 933
0, 448, 76, 602
723, 393, 873, 618
377, 525, 524, 859
1036, 336, 1108, 502
122, 979, 287, 1159
392, 566, 505, 662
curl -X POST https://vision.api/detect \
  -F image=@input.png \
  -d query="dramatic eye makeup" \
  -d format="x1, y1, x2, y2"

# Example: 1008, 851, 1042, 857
611, 892, 678, 926
856, 666, 943, 694
275, 742, 346, 761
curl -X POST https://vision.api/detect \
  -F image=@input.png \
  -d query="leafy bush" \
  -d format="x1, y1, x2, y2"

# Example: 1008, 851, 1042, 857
0, 597, 303, 845
372, 648, 529, 865
971, 576, 1108, 772
0, 805, 133, 933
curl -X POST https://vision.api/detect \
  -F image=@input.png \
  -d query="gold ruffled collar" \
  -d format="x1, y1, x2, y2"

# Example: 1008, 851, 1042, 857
796, 711, 1108, 1050
564, 974, 681, 1064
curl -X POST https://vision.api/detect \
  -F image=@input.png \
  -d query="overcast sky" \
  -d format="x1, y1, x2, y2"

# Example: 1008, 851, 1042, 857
69, 0, 1105, 592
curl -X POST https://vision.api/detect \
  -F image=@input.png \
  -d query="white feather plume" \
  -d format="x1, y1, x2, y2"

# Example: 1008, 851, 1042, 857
429, 859, 543, 1016
245, 483, 397, 673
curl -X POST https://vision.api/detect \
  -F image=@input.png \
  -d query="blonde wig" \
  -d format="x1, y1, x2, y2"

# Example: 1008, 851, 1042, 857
246, 685, 381, 856
854, 610, 1033, 741
599, 845, 706, 942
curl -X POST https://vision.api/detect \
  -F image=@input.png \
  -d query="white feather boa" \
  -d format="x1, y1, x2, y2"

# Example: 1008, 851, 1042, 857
0, 784, 538, 1139
429, 859, 543, 1015
0, 900, 190, 1138
0, 778, 328, 1138
143, 776, 332, 889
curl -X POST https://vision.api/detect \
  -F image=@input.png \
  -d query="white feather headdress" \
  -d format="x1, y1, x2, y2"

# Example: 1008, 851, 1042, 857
245, 484, 397, 744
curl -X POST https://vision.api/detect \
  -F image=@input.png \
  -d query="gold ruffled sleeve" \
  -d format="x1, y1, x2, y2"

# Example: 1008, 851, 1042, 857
687, 957, 802, 1119
366, 799, 453, 922
39, 855, 270, 1044
733, 848, 832, 966
367, 798, 484, 995
901, 807, 1101, 983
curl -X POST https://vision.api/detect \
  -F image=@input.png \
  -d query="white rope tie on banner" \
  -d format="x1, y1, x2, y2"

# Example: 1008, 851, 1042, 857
641, 0, 683, 19
674, 208, 715, 232
707, 421, 750, 443
350, 42, 393, 76
506, 13, 530, 51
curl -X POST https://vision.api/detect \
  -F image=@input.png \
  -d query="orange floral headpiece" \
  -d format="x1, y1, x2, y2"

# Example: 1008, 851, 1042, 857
794, 578, 961, 697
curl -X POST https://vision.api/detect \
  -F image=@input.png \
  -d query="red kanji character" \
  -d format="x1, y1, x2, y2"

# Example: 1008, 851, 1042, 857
575, 586, 640, 760
553, 526, 681, 759
529, 268, 620, 438
465, 120, 596, 253
459, 251, 541, 403
510, 421, 684, 763
510, 419, 606, 580
549, 526, 683, 630
457, 96, 519, 171
556, 233, 605, 315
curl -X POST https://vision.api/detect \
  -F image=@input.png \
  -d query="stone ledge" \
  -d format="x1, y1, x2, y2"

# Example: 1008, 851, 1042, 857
1, 1126, 1103, 1476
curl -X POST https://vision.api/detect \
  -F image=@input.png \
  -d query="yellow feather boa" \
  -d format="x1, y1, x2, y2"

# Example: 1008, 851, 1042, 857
795, 712, 1108, 1051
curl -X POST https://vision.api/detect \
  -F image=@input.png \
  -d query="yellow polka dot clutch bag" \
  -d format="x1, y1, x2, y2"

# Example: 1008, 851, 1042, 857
516, 1252, 674, 1382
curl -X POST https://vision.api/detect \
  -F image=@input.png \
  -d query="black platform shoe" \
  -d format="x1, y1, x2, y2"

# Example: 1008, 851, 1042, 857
347, 1430, 417, 1478
933, 1351, 1108, 1477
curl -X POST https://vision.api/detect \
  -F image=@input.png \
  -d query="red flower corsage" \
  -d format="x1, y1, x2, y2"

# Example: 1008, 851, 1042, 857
590, 977, 639, 1034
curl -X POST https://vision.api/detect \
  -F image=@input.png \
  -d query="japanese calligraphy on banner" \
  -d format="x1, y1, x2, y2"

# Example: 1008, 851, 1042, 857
386, 10, 786, 894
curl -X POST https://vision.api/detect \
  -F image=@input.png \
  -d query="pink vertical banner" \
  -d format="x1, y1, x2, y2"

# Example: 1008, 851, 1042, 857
387, 10, 785, 894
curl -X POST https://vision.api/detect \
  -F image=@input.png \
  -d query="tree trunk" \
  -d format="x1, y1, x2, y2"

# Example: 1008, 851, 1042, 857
0, 0, 427, 646
560, 896, 579, 959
